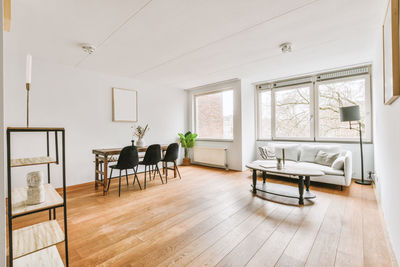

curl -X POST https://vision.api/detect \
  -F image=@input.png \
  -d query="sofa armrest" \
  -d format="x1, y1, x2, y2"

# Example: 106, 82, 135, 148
343, 151, 352, 186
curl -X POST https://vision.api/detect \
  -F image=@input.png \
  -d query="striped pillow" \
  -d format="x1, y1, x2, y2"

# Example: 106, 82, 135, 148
258, 146, 276, 160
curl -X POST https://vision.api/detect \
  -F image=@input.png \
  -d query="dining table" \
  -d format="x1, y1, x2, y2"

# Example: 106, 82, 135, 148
92, 145, 169, 195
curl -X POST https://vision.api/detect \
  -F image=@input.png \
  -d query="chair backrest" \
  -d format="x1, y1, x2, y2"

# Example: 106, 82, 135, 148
116, 146, 139, 169
163, 143, 179, 162
142, 144, 161, 165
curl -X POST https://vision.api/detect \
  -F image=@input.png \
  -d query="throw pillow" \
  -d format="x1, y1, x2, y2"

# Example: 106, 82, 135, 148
331, 156, 345, 170
258, 146, 276, 160
274, 144, 299, 161
314, 150, 340, 166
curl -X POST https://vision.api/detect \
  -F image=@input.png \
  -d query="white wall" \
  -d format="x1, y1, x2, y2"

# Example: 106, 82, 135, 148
4, 54, 186, 189
372, 6, 400, 262
240, 79, 256, 170
187, 79, 243, 171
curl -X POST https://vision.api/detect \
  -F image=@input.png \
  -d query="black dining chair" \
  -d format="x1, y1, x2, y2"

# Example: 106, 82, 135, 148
107, 146, 141, 196
161, 143, 182, 183
139, 144, 164, 189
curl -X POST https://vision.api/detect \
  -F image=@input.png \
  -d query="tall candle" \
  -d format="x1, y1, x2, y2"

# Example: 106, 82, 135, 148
26, 54, 32, 84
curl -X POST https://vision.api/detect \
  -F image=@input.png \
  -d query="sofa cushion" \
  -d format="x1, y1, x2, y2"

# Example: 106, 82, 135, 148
298, 162, 344, 176
273, 144, 299, 161
314, 151, 340, 166
331, 156, 345, 170
299, 145, 341, 162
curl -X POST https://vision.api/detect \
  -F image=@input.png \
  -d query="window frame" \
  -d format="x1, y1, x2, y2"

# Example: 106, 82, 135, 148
256, 69, 373, 143
272, 83, 314, 141
193, 88, 234, 142
314, 74, 372, 142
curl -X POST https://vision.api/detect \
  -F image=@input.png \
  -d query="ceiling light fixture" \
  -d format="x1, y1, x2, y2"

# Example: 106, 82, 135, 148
81, 43, 96, 55
280, 42, 292, 53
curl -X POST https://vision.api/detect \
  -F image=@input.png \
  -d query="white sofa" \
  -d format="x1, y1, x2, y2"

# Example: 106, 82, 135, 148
257, 143, 352, 187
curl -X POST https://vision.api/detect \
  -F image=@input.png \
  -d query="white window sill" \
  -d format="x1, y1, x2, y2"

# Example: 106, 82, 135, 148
197, 138, 234, 142
256, 138, 373, 144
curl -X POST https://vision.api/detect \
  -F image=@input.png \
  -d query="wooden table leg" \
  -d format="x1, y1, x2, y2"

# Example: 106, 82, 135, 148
298, 175, 304, 205
95, 156, 99, 189
252, 169, 257, 194
103, 156, 108, 195
305, 176, 310, 191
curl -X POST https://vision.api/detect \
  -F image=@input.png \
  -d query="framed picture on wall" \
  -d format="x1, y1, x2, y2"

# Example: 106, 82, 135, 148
112, 88, 138, 122
383, 0, 400, 105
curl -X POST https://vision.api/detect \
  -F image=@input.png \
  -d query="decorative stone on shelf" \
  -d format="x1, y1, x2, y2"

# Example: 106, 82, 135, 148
26, 171, 45, 205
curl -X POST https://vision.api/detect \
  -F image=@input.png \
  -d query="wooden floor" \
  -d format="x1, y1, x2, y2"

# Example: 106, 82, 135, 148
12, 165, 396, 267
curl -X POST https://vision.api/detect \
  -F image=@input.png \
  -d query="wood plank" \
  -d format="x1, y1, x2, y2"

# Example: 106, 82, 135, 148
11, 156, 57, 167
13, 220, 64, 259
12, 184, 63, 216
275, 195, 332, 267
216, 205, 293, 267
333, 184, 364, 267
13, 246, 64, 267
70, 170, 251, 265
246, 203, 314, 266
362, 184, 393, 267
9, 166, 395, 266
188, 202, 279, 266
303, 193, 345, 267
103, 194, 267, 266
3, 0, 10, 32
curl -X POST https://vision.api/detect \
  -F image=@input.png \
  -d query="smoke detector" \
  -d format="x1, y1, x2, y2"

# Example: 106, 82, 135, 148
81, 43, 96, 54
279, 42, 292, 53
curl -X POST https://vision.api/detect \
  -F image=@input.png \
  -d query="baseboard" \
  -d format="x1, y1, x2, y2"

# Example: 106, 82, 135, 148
192, 161, 229, 170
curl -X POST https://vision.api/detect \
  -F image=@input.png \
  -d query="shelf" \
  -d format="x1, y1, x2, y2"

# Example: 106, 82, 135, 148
12, 220, 64, 259
13, 245, 64, 267
12, 184, 63, 217
11, 156, 57, 167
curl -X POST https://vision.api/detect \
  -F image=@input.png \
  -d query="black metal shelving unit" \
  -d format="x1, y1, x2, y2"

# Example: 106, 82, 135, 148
7, 127, 68, 267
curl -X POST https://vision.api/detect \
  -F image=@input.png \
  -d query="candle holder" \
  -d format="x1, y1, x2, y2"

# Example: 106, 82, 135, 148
26, 83, 30, 127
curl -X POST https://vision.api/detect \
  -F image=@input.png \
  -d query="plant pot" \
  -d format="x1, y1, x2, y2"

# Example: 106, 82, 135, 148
182, 157, 191, 166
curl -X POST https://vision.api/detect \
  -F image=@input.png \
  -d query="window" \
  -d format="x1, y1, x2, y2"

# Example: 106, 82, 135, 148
256, 66, 372, 142
258, 90, 271, 139
274, 85, 312, 139
195, 89, 233, 140
317, 76, 371, 140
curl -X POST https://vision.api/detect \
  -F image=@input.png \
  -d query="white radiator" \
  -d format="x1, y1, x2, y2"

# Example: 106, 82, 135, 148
193, 146, 228, 169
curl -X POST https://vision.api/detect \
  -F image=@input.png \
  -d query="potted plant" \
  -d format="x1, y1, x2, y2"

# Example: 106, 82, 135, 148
178, 131, 198, 166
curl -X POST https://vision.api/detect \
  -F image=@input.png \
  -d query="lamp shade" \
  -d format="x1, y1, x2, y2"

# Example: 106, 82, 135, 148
339, 105, 361, 122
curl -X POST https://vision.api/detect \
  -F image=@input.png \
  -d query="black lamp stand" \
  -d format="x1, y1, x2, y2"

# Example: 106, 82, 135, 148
355, 121, 371, 185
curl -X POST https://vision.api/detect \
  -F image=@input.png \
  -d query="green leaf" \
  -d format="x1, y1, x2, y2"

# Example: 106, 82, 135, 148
178, 132, 197, 148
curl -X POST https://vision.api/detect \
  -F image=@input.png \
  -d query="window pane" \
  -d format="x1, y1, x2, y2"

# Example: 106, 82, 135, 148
318, 78, 367, 139
259, 90, 271, 139
275, 86, 311, 138
195, 90, 233, 139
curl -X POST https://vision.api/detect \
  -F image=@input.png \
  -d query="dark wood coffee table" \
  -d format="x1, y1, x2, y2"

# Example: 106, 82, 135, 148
246, 161, 324, 205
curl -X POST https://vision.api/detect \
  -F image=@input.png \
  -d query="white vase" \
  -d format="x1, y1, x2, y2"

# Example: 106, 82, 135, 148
137, 138, 145, 147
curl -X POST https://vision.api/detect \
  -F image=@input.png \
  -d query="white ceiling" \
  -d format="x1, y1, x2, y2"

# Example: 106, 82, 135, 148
6, 0, 385, 88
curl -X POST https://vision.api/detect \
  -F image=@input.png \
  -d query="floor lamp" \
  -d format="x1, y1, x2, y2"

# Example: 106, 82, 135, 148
339, 105, 371, 185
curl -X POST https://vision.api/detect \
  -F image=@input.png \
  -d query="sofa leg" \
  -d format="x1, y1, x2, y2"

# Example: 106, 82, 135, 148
340, 185, 343, 191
